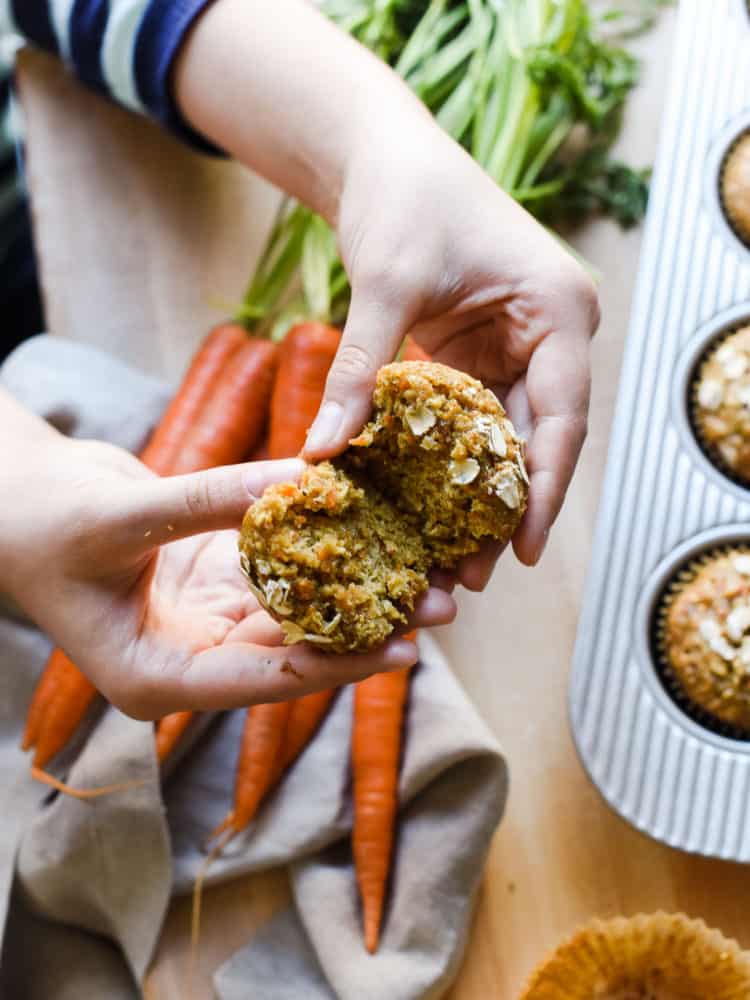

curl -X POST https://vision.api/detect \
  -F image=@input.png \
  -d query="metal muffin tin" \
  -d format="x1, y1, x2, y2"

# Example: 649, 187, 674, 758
569, 0, 750, 861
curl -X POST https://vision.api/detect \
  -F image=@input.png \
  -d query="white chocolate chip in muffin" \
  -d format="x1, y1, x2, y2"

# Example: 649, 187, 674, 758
734, 555, 750, 575
698, 378, 724, 411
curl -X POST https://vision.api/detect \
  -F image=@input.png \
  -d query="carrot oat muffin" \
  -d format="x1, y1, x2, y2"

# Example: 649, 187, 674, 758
661, 549, 750, 731
519, 913, 750, 1000
239, 362, 528, 651
693, 327, 750, 482
240, 461, 429, 652
721, 132, 750, 246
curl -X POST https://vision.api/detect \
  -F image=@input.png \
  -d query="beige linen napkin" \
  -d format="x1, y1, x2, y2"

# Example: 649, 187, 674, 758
0, 336, 507, 999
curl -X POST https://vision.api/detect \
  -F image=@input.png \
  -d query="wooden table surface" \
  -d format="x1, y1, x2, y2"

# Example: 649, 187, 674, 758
20, 9, 750, 998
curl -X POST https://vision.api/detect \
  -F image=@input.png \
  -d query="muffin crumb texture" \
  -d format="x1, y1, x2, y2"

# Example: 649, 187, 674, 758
663, 550, 750, 730
694, 327, 750, 481
721, 132, 750, 246
240, 362, 528, 651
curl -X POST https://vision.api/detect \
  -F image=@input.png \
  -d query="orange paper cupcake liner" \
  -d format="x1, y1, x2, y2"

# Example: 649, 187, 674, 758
519, 912, 750, 1000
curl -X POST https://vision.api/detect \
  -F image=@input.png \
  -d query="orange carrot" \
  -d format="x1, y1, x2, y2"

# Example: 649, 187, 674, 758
352, 651, 414, 953
22, 647, 76, 752
171, 337, 277, 473
275, 689, 336, 777
402, 337, 430, 362
209, 701, 292, 842
155, 711, 195, 763
268, 321, 341, 459
24, 323, 277, 774
23, 649, 98, 769
140, 323, 248, 475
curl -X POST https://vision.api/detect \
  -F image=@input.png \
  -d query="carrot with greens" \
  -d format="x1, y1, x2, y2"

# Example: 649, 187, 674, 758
352, 651, 413, 953
23, 323, 278, 776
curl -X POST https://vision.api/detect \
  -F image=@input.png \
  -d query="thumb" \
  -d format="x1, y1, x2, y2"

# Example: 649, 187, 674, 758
115, 458, 305, 550
302, 288, 410, 459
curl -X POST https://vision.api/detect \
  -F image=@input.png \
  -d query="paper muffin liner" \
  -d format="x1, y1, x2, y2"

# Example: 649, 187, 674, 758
719, 129, 750, 249
519, 912, 750, 1000
651, 544, 750, 741
687, 328, 750, 492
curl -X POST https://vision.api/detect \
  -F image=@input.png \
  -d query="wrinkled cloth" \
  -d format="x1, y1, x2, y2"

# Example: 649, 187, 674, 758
0, 336, 508, 999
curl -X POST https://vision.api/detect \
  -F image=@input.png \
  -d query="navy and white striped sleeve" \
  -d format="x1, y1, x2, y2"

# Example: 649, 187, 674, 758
2, 0, 219, 153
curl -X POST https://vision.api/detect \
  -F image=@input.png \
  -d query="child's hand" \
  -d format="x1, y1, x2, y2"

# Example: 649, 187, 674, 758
304, 132, 599, 581
3, 416, 454, 720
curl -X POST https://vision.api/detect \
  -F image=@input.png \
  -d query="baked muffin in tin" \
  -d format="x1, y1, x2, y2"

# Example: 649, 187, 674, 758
691, 326, 750, 486
654, 546, 750, 738
720, 131, 750, 247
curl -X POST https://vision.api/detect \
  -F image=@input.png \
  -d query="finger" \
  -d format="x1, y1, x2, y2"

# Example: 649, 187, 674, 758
141, 636, 420, 714
115, 458, 305, 550
430, 569, 457, 594
302, 285, 412, 458
457, 540, 506, 592
509, 324, 590, 567
407, 586, 457, 627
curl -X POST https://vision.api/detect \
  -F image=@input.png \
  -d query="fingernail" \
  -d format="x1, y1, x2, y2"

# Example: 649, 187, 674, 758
304, 402, 344, 455
243, 459, 304, 501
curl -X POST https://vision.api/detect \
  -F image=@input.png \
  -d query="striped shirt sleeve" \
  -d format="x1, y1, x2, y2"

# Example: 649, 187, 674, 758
3, 0, 219, 153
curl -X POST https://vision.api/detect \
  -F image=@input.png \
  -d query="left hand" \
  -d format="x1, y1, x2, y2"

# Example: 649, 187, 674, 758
5, 432, 455, 721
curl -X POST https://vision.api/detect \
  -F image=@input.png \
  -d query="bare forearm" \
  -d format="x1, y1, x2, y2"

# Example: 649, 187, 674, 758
172, 0, 431, 224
